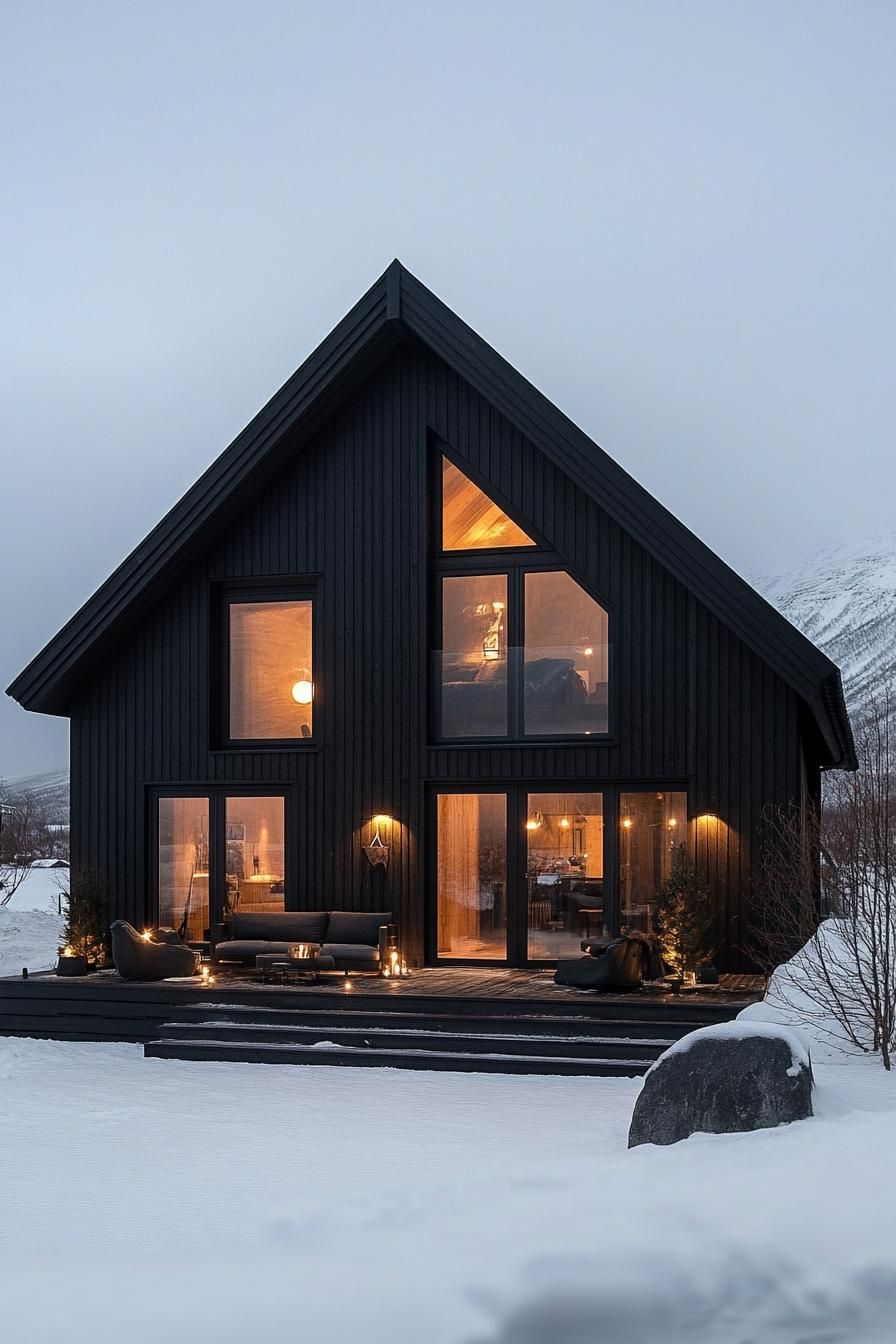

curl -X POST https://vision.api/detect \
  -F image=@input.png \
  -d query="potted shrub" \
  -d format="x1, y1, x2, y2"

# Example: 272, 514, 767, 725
655, 845, 715, 987
56, 867, 108, 976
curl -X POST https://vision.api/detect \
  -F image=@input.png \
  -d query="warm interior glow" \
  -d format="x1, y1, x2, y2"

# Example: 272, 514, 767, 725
437, 792, 508, 959
224, 796, 286, 919
525, 792, 604, 959
525, 819, 541, 831
158, 796, 210, 943
291, 679, 313, 705
441, 457, 536, 550
619, 790, 689, 936
230, 598, 313, 739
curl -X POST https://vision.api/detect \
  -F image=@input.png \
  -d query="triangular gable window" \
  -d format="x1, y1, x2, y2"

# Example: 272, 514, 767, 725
441, 457, 536, 551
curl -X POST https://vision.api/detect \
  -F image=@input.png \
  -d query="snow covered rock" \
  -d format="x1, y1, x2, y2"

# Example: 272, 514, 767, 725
628, 1021, 813, 1148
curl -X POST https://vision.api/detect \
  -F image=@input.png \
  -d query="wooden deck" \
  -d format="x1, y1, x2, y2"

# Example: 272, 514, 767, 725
0, 966, 762, 1075
2, 964, 763, 1005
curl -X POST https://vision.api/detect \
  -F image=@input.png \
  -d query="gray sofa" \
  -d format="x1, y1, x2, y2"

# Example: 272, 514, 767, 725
111, 920, 201, 981
214, 910, 394, 973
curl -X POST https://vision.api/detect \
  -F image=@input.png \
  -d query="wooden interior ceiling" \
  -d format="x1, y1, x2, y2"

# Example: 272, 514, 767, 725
442, 457, 535, 550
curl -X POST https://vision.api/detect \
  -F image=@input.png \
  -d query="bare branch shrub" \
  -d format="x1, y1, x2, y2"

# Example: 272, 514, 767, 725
750, 696, 896, 1069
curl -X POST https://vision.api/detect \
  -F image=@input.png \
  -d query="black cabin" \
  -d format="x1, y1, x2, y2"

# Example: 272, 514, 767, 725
7, 262, 856, 972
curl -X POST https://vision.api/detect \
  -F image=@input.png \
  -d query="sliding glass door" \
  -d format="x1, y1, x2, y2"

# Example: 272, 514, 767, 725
436, 793, 508, 959
158, 797, 210, 942
155, 791, 286, 942
434, 787, 605, 965
434, 785, 689, 965
525, 792, 605, 959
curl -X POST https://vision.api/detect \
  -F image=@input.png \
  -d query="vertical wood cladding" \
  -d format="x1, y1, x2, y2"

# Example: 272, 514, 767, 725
69, 341, 813, 967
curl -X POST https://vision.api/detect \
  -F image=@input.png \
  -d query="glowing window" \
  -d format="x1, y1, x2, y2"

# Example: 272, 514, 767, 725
229, 600, 313, 740
442, 457, 535, 550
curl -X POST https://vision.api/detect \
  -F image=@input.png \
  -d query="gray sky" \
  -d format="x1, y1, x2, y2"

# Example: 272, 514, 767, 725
2, 0, 894, 777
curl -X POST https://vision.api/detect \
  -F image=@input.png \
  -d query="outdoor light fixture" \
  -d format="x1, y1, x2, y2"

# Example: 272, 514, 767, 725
291, 678, 313, 705
363, 815, 392, 867
142, 929, 152, 942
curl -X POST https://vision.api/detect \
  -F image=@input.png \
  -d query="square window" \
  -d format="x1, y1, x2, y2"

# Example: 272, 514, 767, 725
229, 599, 313, 740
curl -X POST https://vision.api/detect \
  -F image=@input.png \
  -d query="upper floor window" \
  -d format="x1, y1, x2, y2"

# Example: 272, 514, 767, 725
441, 457, 536, 551
524, 571, 608, 736
437, 569, 609, 740
228, 597, 313, 741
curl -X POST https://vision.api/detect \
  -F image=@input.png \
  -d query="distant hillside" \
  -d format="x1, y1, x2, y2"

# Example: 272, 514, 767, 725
7, 768, 70, 823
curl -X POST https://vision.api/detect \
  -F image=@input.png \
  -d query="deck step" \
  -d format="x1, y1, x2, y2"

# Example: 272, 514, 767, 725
153, 1018, 677, 1060
166, 1002, 719, 1040
144, 1037, 654, 1076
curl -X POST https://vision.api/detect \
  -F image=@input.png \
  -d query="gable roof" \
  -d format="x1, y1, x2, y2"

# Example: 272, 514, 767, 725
7, 260, 856, 769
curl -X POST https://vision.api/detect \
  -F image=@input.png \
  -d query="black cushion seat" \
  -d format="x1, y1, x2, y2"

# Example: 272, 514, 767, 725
554, 936, 645, 991
215, 940, 295, 962
111, 920, 200, 981
321, 942, 380, 970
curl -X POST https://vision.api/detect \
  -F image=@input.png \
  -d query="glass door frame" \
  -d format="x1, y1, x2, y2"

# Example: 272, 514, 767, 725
428, 780, 691, 967
429, 782, 619, 968
148, 784, 295, 946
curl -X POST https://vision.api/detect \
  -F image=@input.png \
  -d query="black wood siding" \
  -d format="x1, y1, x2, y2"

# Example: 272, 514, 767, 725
69, 342, 817, 967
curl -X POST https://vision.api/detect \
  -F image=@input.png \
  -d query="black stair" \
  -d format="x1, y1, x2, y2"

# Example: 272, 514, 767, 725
144, 998, 742, 1077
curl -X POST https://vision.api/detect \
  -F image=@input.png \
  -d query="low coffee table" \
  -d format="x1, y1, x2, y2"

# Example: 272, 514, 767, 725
255, 950, 336, 985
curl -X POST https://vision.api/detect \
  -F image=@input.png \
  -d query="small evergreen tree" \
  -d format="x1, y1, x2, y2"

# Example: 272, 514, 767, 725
655, 845, 714, 977
61, 867, 108, 965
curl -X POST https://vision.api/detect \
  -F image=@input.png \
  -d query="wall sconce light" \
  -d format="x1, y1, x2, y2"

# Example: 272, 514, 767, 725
363, 815, 392, 867
560, 817, 570, 830
525, 810, 544, 832
622, 817, 634, 830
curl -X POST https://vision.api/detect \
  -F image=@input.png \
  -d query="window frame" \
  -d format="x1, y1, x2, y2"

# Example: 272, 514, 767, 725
432, 549, 615, 746
149, 784, 296, 944
214, 579, 320, 751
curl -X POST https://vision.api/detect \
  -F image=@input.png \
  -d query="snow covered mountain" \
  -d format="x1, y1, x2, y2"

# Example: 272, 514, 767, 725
755, 529, 896, 716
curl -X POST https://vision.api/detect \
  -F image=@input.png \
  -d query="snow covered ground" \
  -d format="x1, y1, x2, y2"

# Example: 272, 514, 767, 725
0, 1036, 894, 1344
2, 890, 895, 1341
0, 868, 65, 977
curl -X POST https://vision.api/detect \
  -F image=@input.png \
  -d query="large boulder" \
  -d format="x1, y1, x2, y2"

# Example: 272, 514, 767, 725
628, 1021, 812, 1148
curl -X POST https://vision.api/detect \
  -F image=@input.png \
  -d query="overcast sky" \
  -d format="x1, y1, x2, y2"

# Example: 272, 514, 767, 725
2, 0, 894, 777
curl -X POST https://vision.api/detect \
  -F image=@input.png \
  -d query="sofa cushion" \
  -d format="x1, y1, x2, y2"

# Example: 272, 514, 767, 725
322, 942, 380, 962
215, 939, 293, 963
325, 911, 391, 946
229, 911, 329, 943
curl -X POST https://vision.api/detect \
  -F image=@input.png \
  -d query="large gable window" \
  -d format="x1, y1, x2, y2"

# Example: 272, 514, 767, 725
434, 447, 610, 742
524, 571, 609, 736
228, 597, 313, 741
440, 575, 508, 738
441, 457, 536, 550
